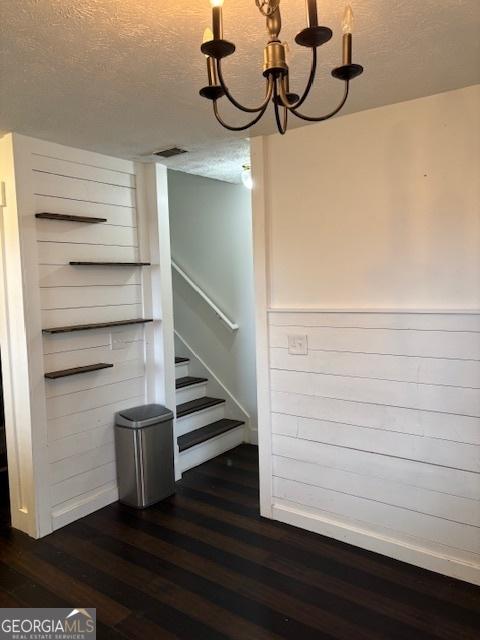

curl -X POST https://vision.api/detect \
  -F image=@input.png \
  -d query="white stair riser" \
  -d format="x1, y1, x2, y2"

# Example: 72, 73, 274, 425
175, 382, 208, 405
175, 363, 189, 379
179, 426, 245, 473
176, 404, 225, 437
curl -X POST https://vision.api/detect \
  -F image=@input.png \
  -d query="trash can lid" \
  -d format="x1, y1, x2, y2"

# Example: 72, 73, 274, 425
115, 404, 174, 429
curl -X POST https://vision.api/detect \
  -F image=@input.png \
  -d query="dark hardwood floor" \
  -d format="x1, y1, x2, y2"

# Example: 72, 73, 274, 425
0, 444, 479, 639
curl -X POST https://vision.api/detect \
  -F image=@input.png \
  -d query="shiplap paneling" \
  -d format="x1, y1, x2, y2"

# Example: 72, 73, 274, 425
272, 434, 480, 501
46, 377, 145, 420
269, 324, 480, 359
41, 303, 143, 328
43, 340, 144, 371
51, 482, 119, 532
51, 463, 117, 507
39, 264, 142, 288
271, 390, 480, 445
34, 172, 136, 208
32, 155, 136, 189
273, 477, 480, 555
48, 424, 115, 463
32, 149, 149, 529
268, 311, 480, 578
270, 347, 480, 388
50, 442, 116, 484
47, 394, 145, 442
269, 311, 480, 332
45, 359, 145, 398
41, 284, 142, 310
270, 369, 480, 417
43, 325, 144, 355
272, 413, 480, 471
272, 455, 480, 527
35, 195, 136, 227
36, 219, 138, 246
37, 241, 139, 265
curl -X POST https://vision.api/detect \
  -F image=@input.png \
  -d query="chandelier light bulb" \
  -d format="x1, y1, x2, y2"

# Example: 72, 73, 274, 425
203, 28, 214, 59
203, 27, 213, 44
342, 4, 354, 34
210, 0, 224, 40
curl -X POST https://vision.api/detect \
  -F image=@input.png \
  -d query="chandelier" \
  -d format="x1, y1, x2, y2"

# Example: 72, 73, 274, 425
200, 1, 364, 135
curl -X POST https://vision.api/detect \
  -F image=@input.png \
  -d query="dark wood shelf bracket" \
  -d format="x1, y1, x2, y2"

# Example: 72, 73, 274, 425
45, 363, 113, 380
35, 213, 107, 223
43, 318, 154, 335
69, 262, 151, 267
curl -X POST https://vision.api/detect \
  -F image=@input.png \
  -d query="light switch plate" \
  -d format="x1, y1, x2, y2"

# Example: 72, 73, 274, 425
288, 334, 308, 355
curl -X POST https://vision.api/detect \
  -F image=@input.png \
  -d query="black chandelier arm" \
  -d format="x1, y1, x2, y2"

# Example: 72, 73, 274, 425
216, 59, 274, 113
278, 47, 318, 111
294, 47, 317, 110
212, 89, 272, 132
288, 81, 350, 122
273, 80, 288, 135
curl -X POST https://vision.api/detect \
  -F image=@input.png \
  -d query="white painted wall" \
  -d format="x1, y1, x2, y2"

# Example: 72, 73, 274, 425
168, 170, 258, 435
0, 134, 174, 536
266, 84, 480, 310
251, 85, 480, 584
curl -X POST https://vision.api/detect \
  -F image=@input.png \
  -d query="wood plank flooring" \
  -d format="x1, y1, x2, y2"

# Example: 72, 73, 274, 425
0, 444, 479, 639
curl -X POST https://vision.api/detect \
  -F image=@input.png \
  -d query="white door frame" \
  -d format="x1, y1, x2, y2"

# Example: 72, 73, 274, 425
0, 134, 51, 538
135, 163, 178, 477
250, 136, 274, 518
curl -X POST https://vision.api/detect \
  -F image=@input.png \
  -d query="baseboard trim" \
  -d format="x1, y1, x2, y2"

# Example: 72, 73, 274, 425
51, 482, 119, 532
272, 501, 480, 587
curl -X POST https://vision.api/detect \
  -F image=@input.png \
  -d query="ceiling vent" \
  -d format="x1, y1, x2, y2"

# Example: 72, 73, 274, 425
154, 147, 188, 158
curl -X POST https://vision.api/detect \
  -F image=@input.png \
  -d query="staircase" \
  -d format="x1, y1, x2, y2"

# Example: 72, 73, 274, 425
175, 356, 245, 472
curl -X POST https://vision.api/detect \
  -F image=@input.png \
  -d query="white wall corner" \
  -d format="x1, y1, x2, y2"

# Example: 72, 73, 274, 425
251, 136, 273, 519
0, 133, 51, 538
136, 162, 177, 476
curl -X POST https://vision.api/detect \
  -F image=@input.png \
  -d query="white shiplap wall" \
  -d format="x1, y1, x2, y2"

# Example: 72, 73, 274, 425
1, 134, 174, 538
33, 152, 148, 531
268, 311, 480, 583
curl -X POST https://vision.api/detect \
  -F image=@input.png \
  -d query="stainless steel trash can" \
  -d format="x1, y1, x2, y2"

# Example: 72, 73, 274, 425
115, 404, 175, 508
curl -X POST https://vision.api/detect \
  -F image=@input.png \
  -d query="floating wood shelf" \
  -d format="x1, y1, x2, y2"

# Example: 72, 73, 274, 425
43, 318, 154, 335
35, 213, 107, 223
69, 261, 151, 267
45, 363, 113, 380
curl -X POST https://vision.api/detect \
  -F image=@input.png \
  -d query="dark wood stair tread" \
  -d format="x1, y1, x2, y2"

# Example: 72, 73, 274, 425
35, 212, 107, 223
176, 376, 208, 390
69, 262, 151, 266
178, 419, 245, 452
176, 396, 225, 418
175, 356, 190, 364
43, 318, 153, 334
45, 363, 113, 380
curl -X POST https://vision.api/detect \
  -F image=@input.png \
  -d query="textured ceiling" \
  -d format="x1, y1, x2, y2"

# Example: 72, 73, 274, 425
1, 1, 479, 182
